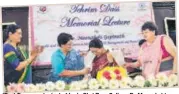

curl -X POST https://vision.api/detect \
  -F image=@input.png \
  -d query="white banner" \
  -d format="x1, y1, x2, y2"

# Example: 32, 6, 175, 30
30, 2, 154, 66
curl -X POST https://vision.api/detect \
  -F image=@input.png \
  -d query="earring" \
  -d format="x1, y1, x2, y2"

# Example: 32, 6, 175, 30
7, 39, 12, 43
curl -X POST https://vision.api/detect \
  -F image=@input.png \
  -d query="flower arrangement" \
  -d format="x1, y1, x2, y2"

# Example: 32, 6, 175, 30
4, 73, 178, 93
96, 66, 128, 81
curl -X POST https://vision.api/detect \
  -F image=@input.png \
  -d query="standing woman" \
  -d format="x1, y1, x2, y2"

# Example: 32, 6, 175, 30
49, 33, 89, 84
3, 24, 42, 85
124, 21, 177, 78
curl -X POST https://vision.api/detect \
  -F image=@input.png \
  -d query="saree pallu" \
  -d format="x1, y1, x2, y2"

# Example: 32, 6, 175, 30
4, 44, 32, 85
139, 35, 174, 78
91, 50, 118, 78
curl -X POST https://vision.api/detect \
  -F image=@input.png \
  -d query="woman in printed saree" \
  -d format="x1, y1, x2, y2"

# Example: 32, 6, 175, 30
124, 21, 177, 79
89, 38, 119, 78
3, 24, 43, 85
49, 33, 90, 84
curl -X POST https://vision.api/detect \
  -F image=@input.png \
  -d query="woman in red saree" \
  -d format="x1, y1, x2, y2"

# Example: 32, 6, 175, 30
89, 38, 118, 78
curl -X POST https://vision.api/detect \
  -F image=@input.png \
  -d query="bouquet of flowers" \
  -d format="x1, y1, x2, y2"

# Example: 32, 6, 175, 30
96, 66, 128, 81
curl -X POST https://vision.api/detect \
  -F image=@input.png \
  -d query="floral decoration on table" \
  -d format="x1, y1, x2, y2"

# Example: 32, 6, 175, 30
5, 73, 178, 93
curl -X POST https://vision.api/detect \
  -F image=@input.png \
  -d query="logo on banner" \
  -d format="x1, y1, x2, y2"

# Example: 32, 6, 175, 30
138, 2, 147, 11
38, 6, 48, 14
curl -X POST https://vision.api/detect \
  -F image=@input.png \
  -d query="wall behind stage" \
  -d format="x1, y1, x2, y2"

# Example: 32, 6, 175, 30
1, 1, 176, 84
153, 2, 175, 35
2, 7, 29, 46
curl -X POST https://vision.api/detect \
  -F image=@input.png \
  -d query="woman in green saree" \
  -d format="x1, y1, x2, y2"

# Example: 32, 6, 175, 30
3, 24, 43, 85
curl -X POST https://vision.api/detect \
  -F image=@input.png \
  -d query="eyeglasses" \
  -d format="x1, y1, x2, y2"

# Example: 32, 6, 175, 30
65, 43, 73, 46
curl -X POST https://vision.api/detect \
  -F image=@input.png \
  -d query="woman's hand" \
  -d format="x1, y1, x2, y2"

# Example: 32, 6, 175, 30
80, 68, 90, 75
163, 36, 177, 74
107, 53, 114, 63
30, 48, 38, 59
79, 51, 88, 56
29, 45, 44, 62
59, 68, 91, 77
37, 45, 44, 53
123, 61, 141, 68
123, 63, 132, 68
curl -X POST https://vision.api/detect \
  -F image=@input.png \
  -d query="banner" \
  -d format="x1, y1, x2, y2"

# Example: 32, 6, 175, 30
30, 2, 154, 66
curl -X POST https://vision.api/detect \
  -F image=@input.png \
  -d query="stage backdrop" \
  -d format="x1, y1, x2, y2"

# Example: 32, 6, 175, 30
29, 2, 154, 66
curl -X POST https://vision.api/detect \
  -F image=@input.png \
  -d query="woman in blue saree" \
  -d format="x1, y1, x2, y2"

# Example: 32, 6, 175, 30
3, 24, 43, 85
49, 33, 90, 84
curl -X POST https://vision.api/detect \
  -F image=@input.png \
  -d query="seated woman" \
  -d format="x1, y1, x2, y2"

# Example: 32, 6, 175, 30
49, 33, 90, 84
124, 21, 177, 78
88, 38, 119, 78
3, 24, 43, 85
